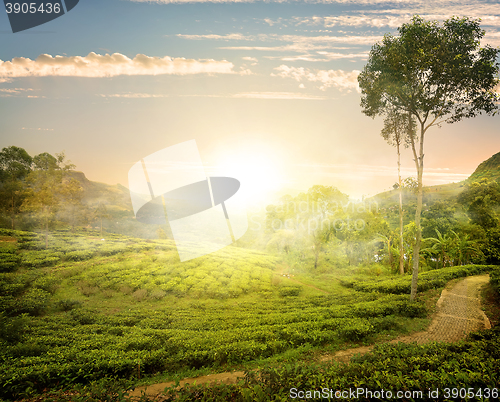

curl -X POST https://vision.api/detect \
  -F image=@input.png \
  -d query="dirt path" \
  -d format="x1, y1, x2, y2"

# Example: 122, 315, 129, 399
127, 274, 491, 399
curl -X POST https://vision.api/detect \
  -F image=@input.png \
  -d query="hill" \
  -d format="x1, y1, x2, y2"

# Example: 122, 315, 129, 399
468, 151, 500, 182
68, 171, 133, 212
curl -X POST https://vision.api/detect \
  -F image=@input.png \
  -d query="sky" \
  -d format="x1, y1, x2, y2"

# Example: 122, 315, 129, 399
0, 0, 499, 203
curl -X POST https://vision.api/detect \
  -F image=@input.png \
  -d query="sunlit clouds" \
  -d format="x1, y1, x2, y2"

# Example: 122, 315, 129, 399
273, 66, 360, 92
0, 53, 236, 79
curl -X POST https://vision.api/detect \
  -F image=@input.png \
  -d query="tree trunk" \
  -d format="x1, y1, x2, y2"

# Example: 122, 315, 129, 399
387, 237, 393, 267
410, 122, 425, 302
11, 194, 15, 230
397, 143, 405, 275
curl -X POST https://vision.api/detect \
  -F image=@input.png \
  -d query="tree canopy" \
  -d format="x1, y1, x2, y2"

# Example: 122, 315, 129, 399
359, 15, 500, 127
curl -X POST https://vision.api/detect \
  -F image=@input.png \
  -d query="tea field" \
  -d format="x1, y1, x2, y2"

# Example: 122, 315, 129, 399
0, 229, 498, 401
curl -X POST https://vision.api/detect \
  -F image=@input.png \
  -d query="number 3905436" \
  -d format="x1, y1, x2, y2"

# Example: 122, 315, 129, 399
5, 3, 61, 14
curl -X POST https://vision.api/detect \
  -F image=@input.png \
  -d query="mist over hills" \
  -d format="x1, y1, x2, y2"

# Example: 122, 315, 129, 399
65, 151, 500, 239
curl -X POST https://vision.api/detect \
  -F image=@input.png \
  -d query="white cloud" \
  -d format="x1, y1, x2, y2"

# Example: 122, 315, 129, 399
242, 56, 258, 62
21, 127, 54, 131
176, 33, 251, 41
128, 0, 487, 4
0, 87, 40, 97
0, 52, 235, 79
232, 92, 326, 99
259, 1, 500, 37
99, 93, 170, 98
274, 65, 360, 92
0, 88, 34, 94
276, 51, 369, 61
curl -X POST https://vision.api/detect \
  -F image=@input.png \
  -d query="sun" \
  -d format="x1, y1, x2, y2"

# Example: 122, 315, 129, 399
209, 142, 285, 204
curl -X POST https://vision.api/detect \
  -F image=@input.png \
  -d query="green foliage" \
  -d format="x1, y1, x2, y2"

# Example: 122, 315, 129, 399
458, 179, 500, 229
57, 299, 83, 312
156, 326, 500, 401
0, 278, 430, 399
278, 286, 302, 297
0, 252, 21, 272
15, 288, 51, 316
490, 268, 500, 296
0, 229, 494, 400
342, 264, 496, 294
0, 312, 30, 344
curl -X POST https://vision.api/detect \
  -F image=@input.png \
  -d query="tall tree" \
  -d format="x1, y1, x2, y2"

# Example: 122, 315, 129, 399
381, 109, 415, 274
358, 16, 500, 301
0, 146, 32, 229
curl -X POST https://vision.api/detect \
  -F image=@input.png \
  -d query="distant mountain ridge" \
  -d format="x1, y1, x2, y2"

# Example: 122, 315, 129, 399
68, 171, 132, 212
468, 151, 500, 182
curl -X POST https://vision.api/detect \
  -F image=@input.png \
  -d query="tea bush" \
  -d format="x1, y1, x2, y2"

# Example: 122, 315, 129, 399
342, 265, 497, 294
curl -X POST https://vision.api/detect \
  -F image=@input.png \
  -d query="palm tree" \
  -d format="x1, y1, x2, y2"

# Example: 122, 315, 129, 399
426, 229, 455, 269
449, 230, 483, 265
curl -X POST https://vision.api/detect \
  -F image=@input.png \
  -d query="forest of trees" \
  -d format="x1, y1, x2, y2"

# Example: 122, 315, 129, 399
0, 146, 106, 245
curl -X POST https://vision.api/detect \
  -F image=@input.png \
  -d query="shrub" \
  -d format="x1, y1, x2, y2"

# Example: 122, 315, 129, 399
132, 289, 148, 301
57, 299, 83, 312
70, 308, 97, 325
32, 276, 59, 294
119, 285, 133, 295
150, 289, 166, 299
0, 312, 30, 343
0, 253, 21, 272
278, 286, 302, 297
490, 268, 500, 296
344, 265, 497, 294
16, 288, 51, 316
65, 249, 95, 261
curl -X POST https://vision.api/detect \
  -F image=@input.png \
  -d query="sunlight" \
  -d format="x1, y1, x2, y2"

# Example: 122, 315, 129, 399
209, 141, 286, 204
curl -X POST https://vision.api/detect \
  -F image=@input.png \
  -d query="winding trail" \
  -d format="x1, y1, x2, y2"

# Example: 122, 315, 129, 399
323, 274, 491, 363
127, 274, 491, 399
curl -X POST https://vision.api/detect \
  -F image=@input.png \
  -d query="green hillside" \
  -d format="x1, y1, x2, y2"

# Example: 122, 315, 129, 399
468, 151, 500, 182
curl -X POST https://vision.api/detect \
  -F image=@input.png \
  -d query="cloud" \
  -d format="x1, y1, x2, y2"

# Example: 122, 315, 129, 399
242, 56, 258, 62
99, 93, 169, 98
258, 2, 500, 46
178, 32, 382, 46
176, 33, 250, 40
232, 92, 326, 99
0, 88, 34, 94
276, 51, 369, 62
0, 87, 43, 97
0, 52, 235, 79
274, 66, 360, 92
21, 127, 54, 131
217, 35, 382, 61
176, 32, 381, 60
128, 0, 488, 4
